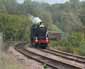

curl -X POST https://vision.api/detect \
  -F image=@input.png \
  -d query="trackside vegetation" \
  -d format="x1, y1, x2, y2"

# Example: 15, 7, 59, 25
50, 32, 85, 56
0, 13, 31, 41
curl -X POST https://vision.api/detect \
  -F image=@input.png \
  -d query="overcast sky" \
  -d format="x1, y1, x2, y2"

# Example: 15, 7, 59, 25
16, 0, 85, 4
32, 0, 85, 4
32, 0, 69, 4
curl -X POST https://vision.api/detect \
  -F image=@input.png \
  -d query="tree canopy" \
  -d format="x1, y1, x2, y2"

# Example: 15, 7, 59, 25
0, 0, 85, 40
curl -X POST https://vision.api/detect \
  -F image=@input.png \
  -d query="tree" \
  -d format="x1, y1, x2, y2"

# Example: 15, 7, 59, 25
69, 0, 80, 9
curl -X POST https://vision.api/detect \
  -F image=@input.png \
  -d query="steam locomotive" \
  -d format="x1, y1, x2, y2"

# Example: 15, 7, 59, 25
30, 24, 49, 49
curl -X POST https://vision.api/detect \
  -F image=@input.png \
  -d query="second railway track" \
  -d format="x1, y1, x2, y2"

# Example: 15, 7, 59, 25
38, 48, 85, 64
15, 43, 85, 69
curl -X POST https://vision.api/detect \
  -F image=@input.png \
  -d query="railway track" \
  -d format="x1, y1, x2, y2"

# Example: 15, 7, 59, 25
38, 48, 85, 64
16, 47, 58, 69
49, 48, 85, 60
15, 43, 85, 69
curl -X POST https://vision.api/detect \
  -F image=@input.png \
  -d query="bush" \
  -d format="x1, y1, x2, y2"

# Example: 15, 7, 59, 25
79, 40, 85, 56
0, 13, 31, 41
53, 32, 85, 56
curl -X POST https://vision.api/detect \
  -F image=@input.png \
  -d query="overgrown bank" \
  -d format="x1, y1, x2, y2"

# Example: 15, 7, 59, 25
0, 13, 31, 41
50, 32, 85, 56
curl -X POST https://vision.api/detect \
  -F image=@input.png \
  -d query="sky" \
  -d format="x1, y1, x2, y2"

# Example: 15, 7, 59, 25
16, 0, 25, 4
16, 0, 85, 4
32, 0, 69, 4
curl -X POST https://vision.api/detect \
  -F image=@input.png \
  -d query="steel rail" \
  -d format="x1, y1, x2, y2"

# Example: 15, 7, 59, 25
38, 48, 85, 64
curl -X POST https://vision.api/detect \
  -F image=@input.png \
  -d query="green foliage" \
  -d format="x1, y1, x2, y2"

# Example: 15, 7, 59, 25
49, 40, 58, 48
50, 3, 83, 32
0, 13, 31, 41
56, 32, 85, 55
43, 64, 48, 69
0, 0, 85, 32
79, 39, 85, 56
